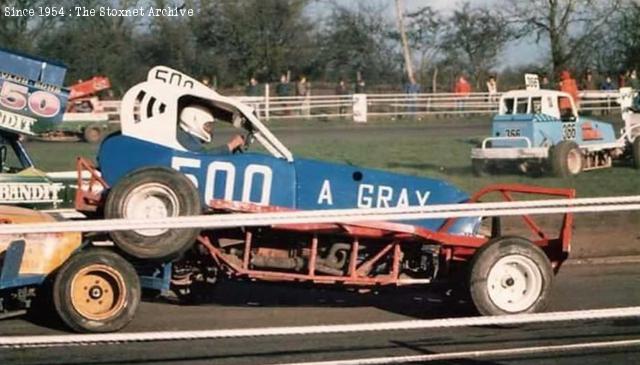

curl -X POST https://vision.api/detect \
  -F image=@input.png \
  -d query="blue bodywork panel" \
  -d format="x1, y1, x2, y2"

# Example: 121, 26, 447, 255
0, 48, 69, 133
0, 240, 44, 290
491, 113, 617, 149
0, 48, 67, 86
98, 133, 481, 235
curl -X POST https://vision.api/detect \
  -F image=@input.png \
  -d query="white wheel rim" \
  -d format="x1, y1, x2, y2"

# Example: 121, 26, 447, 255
566, 149, 582, 174
486, 254, 543, 313
123, 183, 180, 236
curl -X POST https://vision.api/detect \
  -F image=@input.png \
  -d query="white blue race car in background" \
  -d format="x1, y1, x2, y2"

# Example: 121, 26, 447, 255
472, 88, 640, 177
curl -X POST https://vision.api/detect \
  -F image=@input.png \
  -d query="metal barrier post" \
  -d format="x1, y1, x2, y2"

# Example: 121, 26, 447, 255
265, 83, 270, 121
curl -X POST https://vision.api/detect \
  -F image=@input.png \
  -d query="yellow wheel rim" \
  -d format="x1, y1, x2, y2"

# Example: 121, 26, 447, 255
70, 264, 127, 321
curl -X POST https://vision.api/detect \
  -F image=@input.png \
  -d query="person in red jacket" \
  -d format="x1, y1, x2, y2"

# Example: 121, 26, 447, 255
558, 70, 580, 115
454, 75, 472, 94
454, 75, 472, 110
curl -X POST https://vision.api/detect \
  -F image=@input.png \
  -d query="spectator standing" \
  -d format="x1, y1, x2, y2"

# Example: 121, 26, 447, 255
275, 74, 291, 97
245, 77, 260, 97
600, 76, 615, 91
581, 69, 596, 91
355, 79, 366, 94
403, 80, 421, 118
559, 70, 580, 112
454, 75, 472, 111
275, 74, 291, 115
630, 70, 640, 90
486, 75, 498, 103
618, 71, 627, 88
600, 76, 615, 115
540, 74, 550, 89
297, 76, 311, 117
335, 79, 349, 115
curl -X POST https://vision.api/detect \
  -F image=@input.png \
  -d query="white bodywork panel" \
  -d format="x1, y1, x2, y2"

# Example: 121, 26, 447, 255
62, 112, 109, 122
120, 66, 293, 161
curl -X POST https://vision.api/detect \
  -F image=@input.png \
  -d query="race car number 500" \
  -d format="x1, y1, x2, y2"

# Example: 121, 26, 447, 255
172, 157, 273, 205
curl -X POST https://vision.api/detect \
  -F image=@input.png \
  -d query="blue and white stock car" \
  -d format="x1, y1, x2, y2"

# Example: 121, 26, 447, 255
79, 67, 576, 317
471, 89, 640, 177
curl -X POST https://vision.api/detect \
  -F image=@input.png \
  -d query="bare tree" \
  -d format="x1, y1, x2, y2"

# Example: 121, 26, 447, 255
395, 0, 415, 84
440, 3, 512, 87
405, 6, 444, 91
504, 0, 622, 78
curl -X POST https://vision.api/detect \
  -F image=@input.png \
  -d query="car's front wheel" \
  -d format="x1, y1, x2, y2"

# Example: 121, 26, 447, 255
468, 236, 553, 316
53, 249, 140, 333
550, 141, 583, 177
104, 167, 201, 261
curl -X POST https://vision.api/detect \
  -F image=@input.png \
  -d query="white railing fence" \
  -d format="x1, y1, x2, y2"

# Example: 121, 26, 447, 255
91, 90, 625, 123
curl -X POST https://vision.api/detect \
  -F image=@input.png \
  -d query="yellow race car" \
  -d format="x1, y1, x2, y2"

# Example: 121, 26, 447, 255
0, 205, 141, 332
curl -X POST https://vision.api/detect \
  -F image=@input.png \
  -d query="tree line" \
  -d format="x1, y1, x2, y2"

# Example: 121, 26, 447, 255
1, 0, 639, 94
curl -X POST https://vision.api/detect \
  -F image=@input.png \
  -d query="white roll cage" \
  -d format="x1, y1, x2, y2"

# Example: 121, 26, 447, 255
119, 66, 293, 162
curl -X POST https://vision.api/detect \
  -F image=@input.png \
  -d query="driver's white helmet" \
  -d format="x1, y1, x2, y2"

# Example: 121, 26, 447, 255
179, 105, 214, 143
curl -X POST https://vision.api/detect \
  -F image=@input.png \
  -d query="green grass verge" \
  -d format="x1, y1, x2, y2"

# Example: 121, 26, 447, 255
24, 116, 639, 198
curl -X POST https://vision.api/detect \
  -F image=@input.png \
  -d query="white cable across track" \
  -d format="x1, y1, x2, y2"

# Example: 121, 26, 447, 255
1, 306, 639, 348
0, 195, 638, 235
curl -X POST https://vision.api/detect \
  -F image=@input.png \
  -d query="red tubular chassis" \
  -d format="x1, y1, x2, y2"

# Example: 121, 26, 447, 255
76, 158, 574, 288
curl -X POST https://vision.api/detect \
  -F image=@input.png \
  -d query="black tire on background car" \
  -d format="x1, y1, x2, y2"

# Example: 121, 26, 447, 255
83, 124, 104, 144
550, 141, 583, 177
53, 249, 140, 333
471, 159, 490, 177
633, 138, 640, 169
468, 236, 553, 316
104, 167, 201, 260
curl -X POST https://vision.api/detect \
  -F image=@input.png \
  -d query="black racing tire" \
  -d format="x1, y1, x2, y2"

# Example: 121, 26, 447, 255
53, 249, 140, 333
468, 236, 553, 316
83, 124, 104, 144
471, 159, 490, 177
633, 138, 640, 169
550, 141, 582, 177
104, 167, 201, 261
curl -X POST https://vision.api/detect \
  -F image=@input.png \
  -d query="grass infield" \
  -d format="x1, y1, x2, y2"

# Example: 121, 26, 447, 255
25, 115, 639, 198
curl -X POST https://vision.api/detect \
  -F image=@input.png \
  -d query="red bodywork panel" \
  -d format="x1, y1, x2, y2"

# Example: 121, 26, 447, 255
581, 122, 604, 141
68, 76, 111, 100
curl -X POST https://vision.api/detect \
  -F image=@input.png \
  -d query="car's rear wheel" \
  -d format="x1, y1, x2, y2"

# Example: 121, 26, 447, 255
53, 249, 140, 333
104, 167, 201, 261
632, 138, 640, 169
551, 141, 582, 177
468, 236, 553, 316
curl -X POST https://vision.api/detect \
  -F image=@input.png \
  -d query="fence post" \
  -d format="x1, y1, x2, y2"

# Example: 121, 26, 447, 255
265, 83, 270, 121
353, 94, 367, 123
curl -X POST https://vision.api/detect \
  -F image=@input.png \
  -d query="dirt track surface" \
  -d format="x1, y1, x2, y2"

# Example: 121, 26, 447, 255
2, 262, 640, 364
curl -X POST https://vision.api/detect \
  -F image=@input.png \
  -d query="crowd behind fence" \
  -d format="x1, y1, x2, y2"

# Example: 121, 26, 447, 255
94, 89, 624, 123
